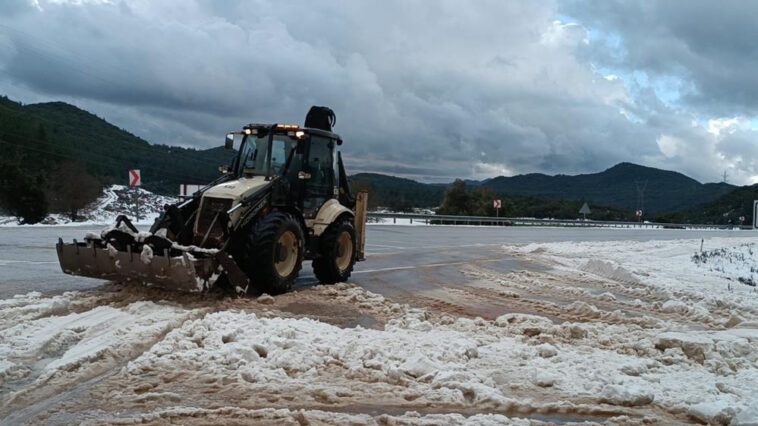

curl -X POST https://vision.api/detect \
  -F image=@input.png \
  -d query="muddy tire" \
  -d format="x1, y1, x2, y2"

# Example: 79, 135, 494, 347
313, 219, 356, 284
240, 211, 303, 295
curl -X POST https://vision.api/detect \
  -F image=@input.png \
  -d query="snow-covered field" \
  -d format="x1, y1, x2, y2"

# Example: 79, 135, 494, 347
1, 237, 758, 424
500, 238, 758, 424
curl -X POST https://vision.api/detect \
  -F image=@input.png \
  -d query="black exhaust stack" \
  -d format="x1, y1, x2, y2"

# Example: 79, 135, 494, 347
304, 106, 336, 132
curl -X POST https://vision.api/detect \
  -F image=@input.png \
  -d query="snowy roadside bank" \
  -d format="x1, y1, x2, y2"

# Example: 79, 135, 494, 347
505, 237, 758, 320
0, 185, 175, 227
499, 237, 758, 424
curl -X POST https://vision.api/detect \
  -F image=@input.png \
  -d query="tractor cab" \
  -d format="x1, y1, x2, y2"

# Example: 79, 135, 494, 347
223, 122, 353, 220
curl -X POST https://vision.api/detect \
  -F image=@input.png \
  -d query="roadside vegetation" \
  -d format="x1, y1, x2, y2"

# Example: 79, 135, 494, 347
436, 179, 635, 221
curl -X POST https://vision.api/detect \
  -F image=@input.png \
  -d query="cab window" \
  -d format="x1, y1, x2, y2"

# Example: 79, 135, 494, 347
305, 136, 334, 210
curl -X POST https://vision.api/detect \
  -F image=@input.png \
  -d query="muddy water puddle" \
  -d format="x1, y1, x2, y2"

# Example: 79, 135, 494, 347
278, 301, 381, 329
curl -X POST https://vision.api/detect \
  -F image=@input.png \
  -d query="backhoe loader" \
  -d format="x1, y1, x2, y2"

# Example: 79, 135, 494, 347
56, 106, 368, 294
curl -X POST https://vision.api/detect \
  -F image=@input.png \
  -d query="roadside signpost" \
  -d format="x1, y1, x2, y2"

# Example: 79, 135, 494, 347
129, 169, 141, 221
636, 209, 643, 222
493, 199, 502, 217
129, 169, 141, 187
579, 202, 591, 220
754, 201, 758, 229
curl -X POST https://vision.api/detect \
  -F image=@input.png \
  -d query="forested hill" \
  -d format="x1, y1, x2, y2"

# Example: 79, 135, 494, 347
347, 173, 445, 210
347, 164, 736, 214
0, 97, 234, 196
656, 183, 758, 225
481, 163, 734, 214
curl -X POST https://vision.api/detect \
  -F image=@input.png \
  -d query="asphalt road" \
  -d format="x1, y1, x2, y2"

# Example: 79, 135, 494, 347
0, 224, 751, 300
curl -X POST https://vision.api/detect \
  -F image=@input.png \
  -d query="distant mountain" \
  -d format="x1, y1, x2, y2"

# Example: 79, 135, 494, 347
0, 97, 234, 196
657, 183, 758, 225
348, 173, 446, 210
481, 163, 734, 213
347, 164, 736, 214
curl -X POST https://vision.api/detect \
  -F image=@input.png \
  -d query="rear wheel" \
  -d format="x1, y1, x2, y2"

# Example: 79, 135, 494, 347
240, 211, 303, 295
313, 219, 356, 284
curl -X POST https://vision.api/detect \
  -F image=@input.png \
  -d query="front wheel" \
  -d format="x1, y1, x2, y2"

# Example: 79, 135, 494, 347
313, 220, 356, 284
240, 211, 304, 295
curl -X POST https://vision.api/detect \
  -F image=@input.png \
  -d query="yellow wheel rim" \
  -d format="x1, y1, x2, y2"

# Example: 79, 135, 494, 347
274, 230, 298, 277
335, 231, 353, 271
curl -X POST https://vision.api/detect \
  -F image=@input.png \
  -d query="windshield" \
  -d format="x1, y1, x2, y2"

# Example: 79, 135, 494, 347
237, 134, 298, 177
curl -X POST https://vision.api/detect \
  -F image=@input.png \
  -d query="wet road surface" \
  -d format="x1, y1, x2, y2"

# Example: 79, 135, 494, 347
0, 224, 749, 300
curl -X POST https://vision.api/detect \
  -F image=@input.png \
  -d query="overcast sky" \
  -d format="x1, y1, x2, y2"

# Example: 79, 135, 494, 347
1, 0, 757, 184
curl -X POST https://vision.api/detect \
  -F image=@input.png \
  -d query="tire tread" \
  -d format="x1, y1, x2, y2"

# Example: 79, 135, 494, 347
313, 219, 356, 284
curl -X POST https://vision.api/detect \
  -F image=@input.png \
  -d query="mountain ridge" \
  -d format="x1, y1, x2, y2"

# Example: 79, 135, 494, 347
352, 162, 735, 214
0, 95, 747, 222
476, 162, 733, 213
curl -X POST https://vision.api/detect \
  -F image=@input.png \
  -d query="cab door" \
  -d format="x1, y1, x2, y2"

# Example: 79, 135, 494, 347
303, 135, 336, 218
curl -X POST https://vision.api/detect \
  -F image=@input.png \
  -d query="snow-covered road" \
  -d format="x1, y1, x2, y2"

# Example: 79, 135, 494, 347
1, 237, 758, 425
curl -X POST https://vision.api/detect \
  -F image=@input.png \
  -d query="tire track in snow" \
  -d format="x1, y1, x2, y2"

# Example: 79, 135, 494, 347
0, 296, 211, 424
460, 264, 727, 330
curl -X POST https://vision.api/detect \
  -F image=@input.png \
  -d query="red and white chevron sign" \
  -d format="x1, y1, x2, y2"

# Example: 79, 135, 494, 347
129, 169, 141, 187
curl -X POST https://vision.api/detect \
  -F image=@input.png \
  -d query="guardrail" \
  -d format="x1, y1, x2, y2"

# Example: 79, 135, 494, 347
366, 212, 751, 230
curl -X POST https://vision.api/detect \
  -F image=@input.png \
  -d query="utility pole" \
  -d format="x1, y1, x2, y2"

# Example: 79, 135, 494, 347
635, 180, 648, 221
135, 187, 140, 222
722, 170, 729, 183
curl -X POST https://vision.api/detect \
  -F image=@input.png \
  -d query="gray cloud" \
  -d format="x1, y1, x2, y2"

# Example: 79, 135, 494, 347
1, 0, 757, 184
562, 0, 758, 116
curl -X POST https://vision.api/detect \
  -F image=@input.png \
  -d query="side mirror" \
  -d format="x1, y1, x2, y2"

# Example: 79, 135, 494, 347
218, 165, 229, 174
298, 171, 311, 180
224, 133, 234, 150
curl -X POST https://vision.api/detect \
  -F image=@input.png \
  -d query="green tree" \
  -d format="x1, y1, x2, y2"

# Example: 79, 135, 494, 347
438, 179, 470, 215
0, 163, 48, 224
470, 186, 497, 216
36, 123, 47, 142
349, 180, 376, 208
47, 161, 102, 220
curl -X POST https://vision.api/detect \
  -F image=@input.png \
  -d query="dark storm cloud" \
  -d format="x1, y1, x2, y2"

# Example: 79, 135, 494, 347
1, 0, 757, 183
562, 0, 758, 116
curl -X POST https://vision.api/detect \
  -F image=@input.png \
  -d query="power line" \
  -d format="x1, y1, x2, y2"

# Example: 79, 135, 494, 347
635, 179, 648, 216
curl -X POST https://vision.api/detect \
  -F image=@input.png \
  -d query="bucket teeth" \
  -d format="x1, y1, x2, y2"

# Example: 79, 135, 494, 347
56, 240, 218, 292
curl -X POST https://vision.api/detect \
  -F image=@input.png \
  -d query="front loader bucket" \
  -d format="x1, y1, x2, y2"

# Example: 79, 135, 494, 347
56, 238, 217, 292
